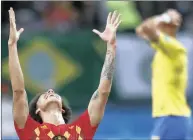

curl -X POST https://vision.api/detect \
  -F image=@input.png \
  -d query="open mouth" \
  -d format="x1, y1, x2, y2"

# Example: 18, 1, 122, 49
45, 93, 59, 99
49, 94, 55, 97
48, 94, 59, 99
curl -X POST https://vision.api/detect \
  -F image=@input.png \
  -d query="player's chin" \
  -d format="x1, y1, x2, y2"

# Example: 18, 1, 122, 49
46, 98, 62, 107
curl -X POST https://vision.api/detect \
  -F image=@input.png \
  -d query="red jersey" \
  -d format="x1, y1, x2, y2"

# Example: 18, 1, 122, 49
14, 110, 98, 140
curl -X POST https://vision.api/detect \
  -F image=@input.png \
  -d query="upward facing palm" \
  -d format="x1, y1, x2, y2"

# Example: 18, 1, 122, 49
93, 11, 122, 45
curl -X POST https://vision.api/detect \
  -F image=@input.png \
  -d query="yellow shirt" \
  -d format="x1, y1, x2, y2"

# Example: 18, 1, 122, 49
151, 33, 191, 117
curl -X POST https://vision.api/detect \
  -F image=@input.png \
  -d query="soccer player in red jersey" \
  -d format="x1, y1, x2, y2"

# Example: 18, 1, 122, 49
8, 7, 121, 140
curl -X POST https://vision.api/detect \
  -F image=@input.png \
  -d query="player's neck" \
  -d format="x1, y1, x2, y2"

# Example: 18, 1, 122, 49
41, 105, 65, 125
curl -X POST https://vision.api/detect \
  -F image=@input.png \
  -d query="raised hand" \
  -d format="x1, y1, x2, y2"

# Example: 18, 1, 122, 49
8, 7, 24, 46
166, 9, 182, 26
92, 11, 121, 45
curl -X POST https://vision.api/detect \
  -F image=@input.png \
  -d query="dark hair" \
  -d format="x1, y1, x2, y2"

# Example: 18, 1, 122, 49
29, 93, 72, 124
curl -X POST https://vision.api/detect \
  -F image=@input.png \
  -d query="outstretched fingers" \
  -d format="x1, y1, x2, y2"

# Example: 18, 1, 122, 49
111, 11, 117, 24
18, 28, 24, 35
9, 7, 16, 29
107, 12, 112, 24
10, 7, 16, 21
113, 14, 121, 27
115, 20, 122, 29
92, 29, 101, 36
108, 11, 122, 29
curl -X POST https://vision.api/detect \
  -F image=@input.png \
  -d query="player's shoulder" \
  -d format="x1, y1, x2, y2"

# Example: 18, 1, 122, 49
162, 33, 183, 45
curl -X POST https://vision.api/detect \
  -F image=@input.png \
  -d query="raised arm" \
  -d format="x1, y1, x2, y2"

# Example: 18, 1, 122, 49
135, 9, 185, 58
135, 10, 175, 42
88, 11, 121, 126
8, 8, 28, 129
135, 15, 158, 41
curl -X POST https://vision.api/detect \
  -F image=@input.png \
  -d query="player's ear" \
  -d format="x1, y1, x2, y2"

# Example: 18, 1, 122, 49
62, 109, 65, 113
35, 108, 41, 114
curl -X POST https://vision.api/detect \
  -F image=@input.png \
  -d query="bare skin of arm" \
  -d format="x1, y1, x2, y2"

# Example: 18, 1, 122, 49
135, 9, 184, 58
136, 9, 182, 42
88, 11, 122, 126
136, 15, 159, 42
8, 7, 28, 129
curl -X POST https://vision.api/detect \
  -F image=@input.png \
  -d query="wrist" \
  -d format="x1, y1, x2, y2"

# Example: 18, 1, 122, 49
108, 37, 116, 45
107, 43, 116, 50
8, 42, 17, 48
8, 44, 18, 52
108, 39, 116, 46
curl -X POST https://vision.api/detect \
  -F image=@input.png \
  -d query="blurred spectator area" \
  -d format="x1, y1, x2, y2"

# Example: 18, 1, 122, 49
2, 1, 193, 35
135, 1, 193, 31
1, 1, 107, 35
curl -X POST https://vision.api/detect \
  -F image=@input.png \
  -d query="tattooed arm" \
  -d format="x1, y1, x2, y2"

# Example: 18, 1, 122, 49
88, 46, 115, 126
88, 11, 121, 126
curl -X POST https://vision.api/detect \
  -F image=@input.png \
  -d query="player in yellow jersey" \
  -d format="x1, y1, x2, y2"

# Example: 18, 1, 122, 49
136, 9, 192, 140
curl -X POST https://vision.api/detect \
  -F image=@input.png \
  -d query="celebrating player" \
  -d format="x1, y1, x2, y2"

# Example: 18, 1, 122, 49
8, 7, 121, 140
136, 9, 192, 140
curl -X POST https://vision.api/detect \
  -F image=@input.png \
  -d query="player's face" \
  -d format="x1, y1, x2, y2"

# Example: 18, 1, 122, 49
36, 89, 63, 111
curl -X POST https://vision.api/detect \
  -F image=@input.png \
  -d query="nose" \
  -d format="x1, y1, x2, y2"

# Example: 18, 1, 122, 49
47, 89, 54, 94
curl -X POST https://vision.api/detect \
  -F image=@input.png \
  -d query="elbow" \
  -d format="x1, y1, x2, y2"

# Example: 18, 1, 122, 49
98, 81, 112, 98
11, 81, 25, 93
13, 89, 25, 93
100, 90, 110, 95
98, 83, 111, 94
135, 26, 143, 37
98, 85, 111, 98
135, 25, 150, 40
98, 88, 111, 99
13, 89, 26, 97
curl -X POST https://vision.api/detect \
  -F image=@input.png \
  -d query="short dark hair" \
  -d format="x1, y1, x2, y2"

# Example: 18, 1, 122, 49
29, 93, 72, 124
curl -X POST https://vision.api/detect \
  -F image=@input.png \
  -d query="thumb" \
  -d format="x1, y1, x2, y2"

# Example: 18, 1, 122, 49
18, 28, 24, 35
92, 29, 101, 36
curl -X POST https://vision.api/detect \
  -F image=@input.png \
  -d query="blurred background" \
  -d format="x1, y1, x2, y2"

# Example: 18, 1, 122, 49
1, 1, 193, 139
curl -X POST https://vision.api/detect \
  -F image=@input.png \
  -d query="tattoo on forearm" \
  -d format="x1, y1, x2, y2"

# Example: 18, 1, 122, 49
90, 49, 115, 101
91, 90, 99, 100
101, 49, 115, 80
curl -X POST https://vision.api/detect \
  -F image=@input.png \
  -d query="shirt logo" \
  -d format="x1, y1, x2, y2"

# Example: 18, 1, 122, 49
41, 125, 48, 129
164, 35, 170, 42
52, 135, 67, 140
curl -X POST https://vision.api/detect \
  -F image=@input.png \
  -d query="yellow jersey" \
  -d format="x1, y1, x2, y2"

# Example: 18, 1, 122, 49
151, 33, 191, 117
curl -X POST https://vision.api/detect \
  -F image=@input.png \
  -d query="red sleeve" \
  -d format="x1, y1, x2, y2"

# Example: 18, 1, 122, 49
14, 115, 40, 140
72, 110, 99, 139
